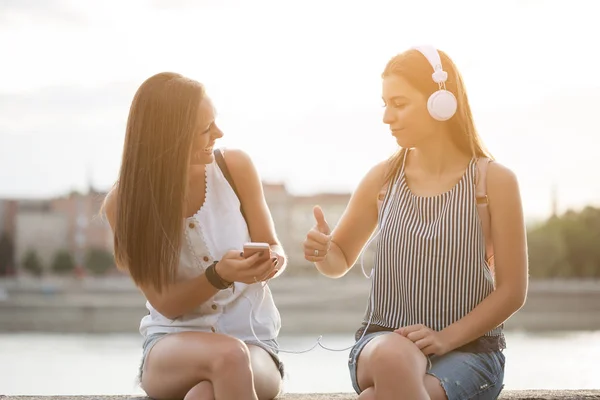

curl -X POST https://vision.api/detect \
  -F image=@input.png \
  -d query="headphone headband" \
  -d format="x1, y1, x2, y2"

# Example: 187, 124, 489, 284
409, 44, 457, 121
412, 45, 448, 84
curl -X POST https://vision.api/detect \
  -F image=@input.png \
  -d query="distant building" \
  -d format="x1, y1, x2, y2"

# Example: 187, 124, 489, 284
0, 185, 112, 274
15, 207, 69, 272
0, 200, 19, 276
3, 181, 367, 275
51, 188, 113, 263
0, 199, 19, 237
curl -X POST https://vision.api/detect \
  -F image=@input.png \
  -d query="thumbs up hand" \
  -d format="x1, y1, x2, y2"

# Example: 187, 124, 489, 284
313, 205, 330, 235
303, 205, 332, 262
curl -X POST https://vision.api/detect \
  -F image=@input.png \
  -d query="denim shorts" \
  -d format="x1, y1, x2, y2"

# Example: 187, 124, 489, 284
138, 332, 285, 382
348, 332, 505, 400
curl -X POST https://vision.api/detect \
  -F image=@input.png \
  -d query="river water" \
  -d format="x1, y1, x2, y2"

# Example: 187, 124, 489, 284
1, 331, 599, 395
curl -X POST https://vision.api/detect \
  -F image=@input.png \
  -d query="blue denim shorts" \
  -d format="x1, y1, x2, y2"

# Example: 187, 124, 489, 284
348, 332, 505, 400
138, 332, 284, 382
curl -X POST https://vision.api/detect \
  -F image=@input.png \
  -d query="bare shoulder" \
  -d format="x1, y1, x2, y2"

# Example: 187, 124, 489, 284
369, 159, 390, 180
356, 158, 394, 202
486, 161, 523, 216
219, 148, 263, 202
363, 159, 390, 187
327, 158, 392, 268
487, 161, 520, 194
221, 148, 254, 175
102, 186, 118, 230
101, 186, 130, 275
343, 158, 392, 212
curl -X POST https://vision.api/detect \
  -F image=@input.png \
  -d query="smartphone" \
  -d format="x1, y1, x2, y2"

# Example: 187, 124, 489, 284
243, 242, 271, 261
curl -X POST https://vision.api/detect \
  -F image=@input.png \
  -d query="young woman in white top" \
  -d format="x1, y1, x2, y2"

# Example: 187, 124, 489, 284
103, 72, 286, 400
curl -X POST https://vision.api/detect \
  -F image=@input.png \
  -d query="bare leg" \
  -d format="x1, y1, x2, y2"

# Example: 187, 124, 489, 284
247, 345, 282, 400
141, 331, 257, 400
356, 333, 430, 400
358, 387, 375, 400
359, 376, 446, 400
424, 375, 448, 400
184, 381, 214, 400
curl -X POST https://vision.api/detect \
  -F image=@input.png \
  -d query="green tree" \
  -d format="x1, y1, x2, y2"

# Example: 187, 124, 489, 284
527, 218, 571, 278
85, 248, 114, 276
51, 250, 75, 275
0, 232, 15, 276
527, 206, 600, 279
566, 206, 600, 277
22, 249, 43, 277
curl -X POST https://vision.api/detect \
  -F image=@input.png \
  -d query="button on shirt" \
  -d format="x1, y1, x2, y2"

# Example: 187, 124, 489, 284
139, 160, 281, 342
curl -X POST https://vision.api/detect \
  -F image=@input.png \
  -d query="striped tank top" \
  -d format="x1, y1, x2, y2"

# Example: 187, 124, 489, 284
360, 149, 505, 351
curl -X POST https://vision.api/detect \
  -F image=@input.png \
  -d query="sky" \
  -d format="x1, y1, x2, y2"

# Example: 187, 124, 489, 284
0, 0, 598, 220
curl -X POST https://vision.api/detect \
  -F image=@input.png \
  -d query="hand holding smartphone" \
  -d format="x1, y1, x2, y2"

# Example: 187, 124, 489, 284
242, 242, 271, 261
217, 242, 280, 284
243, 242, 279, 281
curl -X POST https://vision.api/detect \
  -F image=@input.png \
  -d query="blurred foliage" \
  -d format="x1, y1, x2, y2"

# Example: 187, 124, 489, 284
85, 248, 114, 276
22, 249, 43, 277
51, 250, 75, 275
3, 206, 600, 279
528, 206, 600, 278
0, 232, 15, 276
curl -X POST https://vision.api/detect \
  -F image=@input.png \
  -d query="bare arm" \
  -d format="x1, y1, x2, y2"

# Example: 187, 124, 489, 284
140, 273, 222, 320
104, 188, 262, 319
439, 162, 529, 350
224, 148, 287, 278
310, 161, 388, 278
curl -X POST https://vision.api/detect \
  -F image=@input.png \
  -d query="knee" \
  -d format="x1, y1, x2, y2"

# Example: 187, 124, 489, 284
254, 369, 282, 400
210, 337, 252, 375
184, 381, 214, 400
248, 346, 282, 400
369, 334, 426, 373
358, 387, 375, 400
256, 384, 281, 400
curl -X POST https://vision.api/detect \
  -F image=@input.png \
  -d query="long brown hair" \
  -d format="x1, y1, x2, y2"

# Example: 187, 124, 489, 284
111, 72, 206, 293
383, 48, 492, 183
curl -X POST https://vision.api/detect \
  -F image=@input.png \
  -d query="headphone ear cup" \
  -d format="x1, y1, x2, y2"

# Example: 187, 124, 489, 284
427, 90, 457, 121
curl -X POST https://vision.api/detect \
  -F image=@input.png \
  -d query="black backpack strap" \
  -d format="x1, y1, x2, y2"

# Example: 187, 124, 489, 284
213, 148, 247, 222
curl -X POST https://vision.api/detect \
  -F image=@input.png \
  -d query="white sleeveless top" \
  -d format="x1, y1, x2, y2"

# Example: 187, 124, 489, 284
139, 158, 281, 341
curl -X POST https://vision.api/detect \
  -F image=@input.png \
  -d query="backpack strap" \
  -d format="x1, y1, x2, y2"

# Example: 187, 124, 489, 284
213, 148, 247, 223
475, 157, 494, 270
377, 148, 408, 212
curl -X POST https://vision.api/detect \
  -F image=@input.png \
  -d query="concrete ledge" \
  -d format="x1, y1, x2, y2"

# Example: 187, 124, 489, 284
3, 391, 600, 400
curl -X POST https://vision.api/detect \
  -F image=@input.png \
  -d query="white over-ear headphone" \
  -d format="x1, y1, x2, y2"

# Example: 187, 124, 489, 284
412, 45, 457, 121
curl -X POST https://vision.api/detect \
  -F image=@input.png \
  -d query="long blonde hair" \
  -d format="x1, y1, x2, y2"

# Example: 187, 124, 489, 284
111, 72, 206, 293
383, 49, 492, 183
